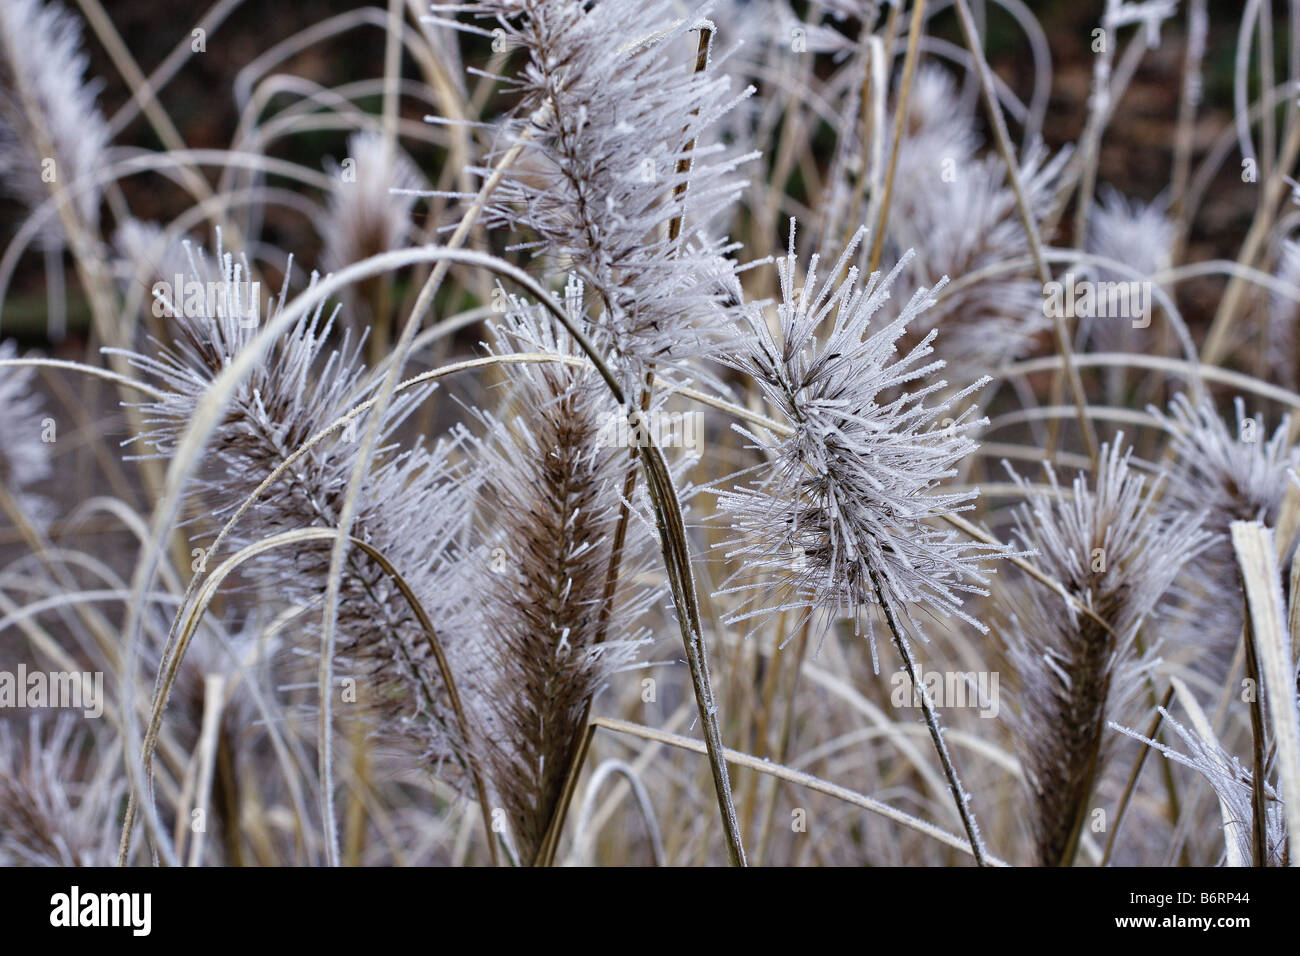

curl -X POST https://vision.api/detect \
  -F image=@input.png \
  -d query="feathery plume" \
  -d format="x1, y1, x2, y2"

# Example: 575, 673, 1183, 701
890, 65, 982, 219
887, 140, 1069, 383
1086, 188, 1175, 280
320, 131, 426, 356
321, 132, 426, 276
1082, 188, 1174, 381
1153, 394, 1297, 670
1158, 394, 1296, 543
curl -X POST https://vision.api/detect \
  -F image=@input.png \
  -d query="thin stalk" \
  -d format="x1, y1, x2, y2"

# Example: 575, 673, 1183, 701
754, 617, 811, 865
868, 567, 987, 865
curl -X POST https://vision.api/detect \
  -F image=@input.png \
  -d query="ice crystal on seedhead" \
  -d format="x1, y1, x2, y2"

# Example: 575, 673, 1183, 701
714, 226, 1008, 663
113, 240, 478, 772
431, 0, 755, 391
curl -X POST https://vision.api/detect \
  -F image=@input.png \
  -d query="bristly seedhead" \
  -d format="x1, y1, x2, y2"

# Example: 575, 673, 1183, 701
114, 241, 479, 775
0, 0, 110, 249
431, 0, 756, 391
888, 137, 1069, 384
463, 297, 658, 864
891, 65, 981, 214
0, 340, 53, 525
1082, 188, 1174, 364
1157, 393, 1297, 541
998, 437, 1210, 866
1153, 393, 1298, 671
714, 225, 1008, 664
321, 131, 426, 275
1086, 187, 1175, 281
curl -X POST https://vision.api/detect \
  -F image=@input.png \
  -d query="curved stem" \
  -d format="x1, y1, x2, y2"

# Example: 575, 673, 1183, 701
120, 529, 499, 867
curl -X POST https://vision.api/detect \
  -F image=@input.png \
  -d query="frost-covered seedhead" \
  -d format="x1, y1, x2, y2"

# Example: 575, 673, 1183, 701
822, 64, 981, 259
998, 438, 1209, 865
433, 0, 755, 391
112, 239, 300, 464
0, 715, 124, 866
1154, 394, 1297, 670
892, 65, 981, 211
887, 145, 1068, 383
1087, 188, 1175, 281
463, 297, 658, 863
115, 242, 478, 774
322, 131, 426, 274
0, 340, 54, 524
1082, 188, 1174, 359
714, 228, 1008, 662
1158, 394, 1296, 541
0, 0, 110, 249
